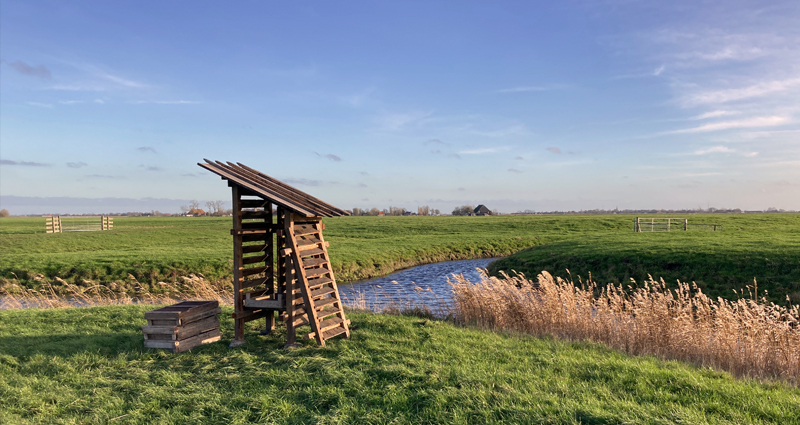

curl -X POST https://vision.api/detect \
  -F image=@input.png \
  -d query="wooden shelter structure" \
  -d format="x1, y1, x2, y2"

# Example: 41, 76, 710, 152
198, 160, 351, 348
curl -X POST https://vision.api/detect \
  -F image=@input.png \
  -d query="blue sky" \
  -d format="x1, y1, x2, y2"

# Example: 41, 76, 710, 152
1, 0, 799, 214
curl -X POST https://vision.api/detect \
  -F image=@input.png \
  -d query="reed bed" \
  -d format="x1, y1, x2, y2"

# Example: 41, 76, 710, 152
450, 269, 800, 384
0, 274, 232, 309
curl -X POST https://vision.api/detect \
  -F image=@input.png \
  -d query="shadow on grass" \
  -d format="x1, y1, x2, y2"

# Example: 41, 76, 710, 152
0, 332, 146, 358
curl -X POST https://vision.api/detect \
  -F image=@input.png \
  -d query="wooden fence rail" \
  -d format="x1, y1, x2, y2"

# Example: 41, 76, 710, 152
634, 217, 722, 232
45, 216, 113, 233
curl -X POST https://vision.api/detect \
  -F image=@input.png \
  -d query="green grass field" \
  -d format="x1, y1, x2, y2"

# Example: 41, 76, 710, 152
1, 305, 799, 424
2, 214, 799, 304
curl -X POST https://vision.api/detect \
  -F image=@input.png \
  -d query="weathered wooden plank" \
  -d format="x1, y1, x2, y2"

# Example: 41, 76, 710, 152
241, 266, 269, 277
311, 286, 335, 299
242, 253, 270, 265
142, 316, 220, 340
241, 276, 269, 289
313, 297, 338, 311
304, 267, 329, 279
243, 298, 283, 309
242, 244, 268, 254
239, 199, 270, 209
233, 163, 346, 217
145, 328, 222, 353
307, 276, 333, 290
321, 326, 347, 341
305, 318, 349, 340
296, 236, 322, 247
302, 257, 328, 268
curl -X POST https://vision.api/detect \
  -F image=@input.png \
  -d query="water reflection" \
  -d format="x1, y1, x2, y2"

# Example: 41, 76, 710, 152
338, 258, 496, 311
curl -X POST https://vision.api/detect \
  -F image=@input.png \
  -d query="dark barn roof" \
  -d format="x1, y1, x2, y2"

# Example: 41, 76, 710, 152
198, 159, 350, 217
474, 205, 491, 215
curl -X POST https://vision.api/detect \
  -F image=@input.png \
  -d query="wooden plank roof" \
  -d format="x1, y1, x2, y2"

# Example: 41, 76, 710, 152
198, 159, 350, 217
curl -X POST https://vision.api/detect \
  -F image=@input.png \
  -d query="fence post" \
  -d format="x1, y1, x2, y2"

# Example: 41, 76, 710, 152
684, 219, 688, 231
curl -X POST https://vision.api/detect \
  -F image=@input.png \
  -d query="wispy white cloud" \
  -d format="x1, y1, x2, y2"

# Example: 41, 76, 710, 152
668, 116, 789, 134
497, 84, 570, 93
99, 73, 148, 88
471, 125, 529, 138
459, 146, 510, 155
128, 100, 200, 105
693, 145, 758, 157
375, 111, 435, 131
341, 87, 375, 107
691, 110, 738, 120
682, 77, 800, 106
26, 101, 53, 108
694, 146, 734, 155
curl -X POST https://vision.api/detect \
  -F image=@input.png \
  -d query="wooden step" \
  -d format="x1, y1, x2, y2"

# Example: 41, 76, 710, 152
307, 276, 333, 290
305, 267, 329, 279
313, 297, 339, 311
301, 257, 328, 268
296, 236, 322, 247
305, 318, 349, 340
299, 247, 325, 257
322, 326, 347, 341
311, 287, 335, 299
293, 224, 320, 237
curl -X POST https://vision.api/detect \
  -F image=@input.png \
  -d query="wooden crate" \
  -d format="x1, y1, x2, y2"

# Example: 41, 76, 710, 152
143, 301, 222, 353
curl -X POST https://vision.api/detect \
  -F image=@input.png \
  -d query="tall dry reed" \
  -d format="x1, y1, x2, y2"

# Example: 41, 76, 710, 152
450, 270, 800, 384
0, 274, 232, 309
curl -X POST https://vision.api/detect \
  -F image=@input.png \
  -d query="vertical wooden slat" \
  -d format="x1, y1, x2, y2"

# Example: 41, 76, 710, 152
230, 186, 246, 347
281, 207, 297, 347
264, 202, 275, 333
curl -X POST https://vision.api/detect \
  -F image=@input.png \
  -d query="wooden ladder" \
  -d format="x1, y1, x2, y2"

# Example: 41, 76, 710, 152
284, 214, 350, 346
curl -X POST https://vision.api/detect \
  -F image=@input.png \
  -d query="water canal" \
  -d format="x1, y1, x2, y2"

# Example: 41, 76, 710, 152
338, 257, 497, 312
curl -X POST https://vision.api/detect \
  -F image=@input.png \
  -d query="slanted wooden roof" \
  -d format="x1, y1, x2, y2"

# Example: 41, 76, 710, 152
198, 159, 350, 217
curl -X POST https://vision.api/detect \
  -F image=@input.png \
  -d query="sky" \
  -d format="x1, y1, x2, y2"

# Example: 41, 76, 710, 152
1, 0, 799, 215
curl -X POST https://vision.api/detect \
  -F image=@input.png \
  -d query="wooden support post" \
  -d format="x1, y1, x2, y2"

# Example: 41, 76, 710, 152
230, 186, 246, 347
264, 202, 275, 334
281, 207, 298, 348
684, 219, 688, 231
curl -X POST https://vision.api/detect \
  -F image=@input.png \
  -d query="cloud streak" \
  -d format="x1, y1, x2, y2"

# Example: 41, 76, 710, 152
682, 77, 800, 106
668, 116, 789, 134
1, 159, 50, 166
3, 60, 51, 78
497, 84, 569, 93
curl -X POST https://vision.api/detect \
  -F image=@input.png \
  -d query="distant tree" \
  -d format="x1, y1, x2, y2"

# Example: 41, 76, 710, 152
418, 205, 430, 216
388, 206, 407, 216
352, 207, 363, 216
179, 205, 190, 215
206, 200, 226, 216
0, 209, 9, 217
451, 205, 474, 216
368, 208, 380, 216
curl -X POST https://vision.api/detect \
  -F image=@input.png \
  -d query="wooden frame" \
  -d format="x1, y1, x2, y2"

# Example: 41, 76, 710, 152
200, 160, 350, 348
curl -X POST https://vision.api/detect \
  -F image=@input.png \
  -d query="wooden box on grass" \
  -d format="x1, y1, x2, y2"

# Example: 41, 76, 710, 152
143, 301, 222, 353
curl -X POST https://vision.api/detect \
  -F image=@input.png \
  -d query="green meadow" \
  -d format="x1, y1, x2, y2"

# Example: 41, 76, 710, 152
1, 305, 799, 424
1, 214, 799, 303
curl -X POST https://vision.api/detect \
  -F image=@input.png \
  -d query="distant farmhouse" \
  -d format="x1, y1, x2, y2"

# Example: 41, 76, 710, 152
473, 205, 492, 216
187, 208, 206, 216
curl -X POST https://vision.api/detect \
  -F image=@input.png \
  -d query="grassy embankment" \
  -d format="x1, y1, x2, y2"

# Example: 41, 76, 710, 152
1, 305, 799, 424
2, 214, 800, 304
489, 213, 800, 305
